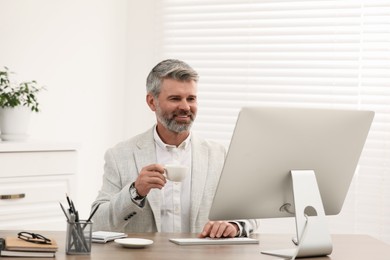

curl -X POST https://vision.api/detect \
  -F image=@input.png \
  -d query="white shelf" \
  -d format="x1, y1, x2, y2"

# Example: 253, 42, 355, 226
0, 140, 80, 152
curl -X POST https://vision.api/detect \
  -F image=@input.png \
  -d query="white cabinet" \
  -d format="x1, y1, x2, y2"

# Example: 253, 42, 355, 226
0, 142, 78, 231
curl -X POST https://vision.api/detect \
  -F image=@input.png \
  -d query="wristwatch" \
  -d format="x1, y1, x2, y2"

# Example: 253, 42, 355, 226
130, 182, 145, 201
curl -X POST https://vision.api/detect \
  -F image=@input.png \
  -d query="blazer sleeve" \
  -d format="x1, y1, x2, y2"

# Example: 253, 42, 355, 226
91, 148, 146, 232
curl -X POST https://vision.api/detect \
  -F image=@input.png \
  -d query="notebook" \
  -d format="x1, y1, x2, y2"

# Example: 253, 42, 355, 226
169, 237, 259, 245
5, 237, 58, 252
0, 250, 56, 258
92, 231, 127, 243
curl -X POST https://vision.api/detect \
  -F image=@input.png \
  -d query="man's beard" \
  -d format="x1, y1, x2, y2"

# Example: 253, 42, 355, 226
155, 104, 195, 133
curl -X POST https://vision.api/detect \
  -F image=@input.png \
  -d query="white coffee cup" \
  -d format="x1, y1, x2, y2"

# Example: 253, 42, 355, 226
164, 164, 188, 182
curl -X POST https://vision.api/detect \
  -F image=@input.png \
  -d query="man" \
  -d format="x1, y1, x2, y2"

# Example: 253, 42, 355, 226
92, 59, 257, 238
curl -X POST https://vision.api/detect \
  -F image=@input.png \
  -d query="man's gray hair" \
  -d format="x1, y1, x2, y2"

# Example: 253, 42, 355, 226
146, 59, 199, 97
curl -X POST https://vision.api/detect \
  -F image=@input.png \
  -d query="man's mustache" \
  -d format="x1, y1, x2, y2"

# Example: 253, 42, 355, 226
173, 110, 194, 117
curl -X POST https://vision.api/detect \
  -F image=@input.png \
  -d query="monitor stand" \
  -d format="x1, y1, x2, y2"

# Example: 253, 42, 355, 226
261, 170, 333, 259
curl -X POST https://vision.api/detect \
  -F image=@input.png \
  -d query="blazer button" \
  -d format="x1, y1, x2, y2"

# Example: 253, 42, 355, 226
125, 212, 135, 220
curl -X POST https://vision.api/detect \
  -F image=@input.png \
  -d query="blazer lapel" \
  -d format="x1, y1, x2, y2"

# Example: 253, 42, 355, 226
190, 135, 209, 229
133, 128, 162, 232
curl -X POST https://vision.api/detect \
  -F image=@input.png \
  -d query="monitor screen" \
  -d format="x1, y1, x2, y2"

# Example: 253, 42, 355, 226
209, 106, 374, 221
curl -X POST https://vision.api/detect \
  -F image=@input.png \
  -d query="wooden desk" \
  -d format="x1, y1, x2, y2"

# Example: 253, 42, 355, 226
0, 231, 389, 259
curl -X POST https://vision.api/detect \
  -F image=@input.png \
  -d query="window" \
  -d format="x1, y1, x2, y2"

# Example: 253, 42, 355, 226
155, 0, 390, 243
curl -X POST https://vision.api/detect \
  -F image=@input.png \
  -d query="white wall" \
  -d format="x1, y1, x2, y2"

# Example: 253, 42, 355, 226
125, 1, 157, 137
0, 0, 156, 220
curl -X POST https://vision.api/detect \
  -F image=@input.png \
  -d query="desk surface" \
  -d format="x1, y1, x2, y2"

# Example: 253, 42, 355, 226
0, 231, 389, 260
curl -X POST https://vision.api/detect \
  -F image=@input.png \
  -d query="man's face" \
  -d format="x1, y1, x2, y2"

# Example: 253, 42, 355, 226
149, 78, 198, 134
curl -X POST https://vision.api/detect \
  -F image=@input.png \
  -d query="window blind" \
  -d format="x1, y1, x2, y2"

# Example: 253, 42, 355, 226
154, 0, 390, 243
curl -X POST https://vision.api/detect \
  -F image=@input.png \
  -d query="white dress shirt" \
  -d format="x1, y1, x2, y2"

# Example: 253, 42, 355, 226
153, 127, 192, 233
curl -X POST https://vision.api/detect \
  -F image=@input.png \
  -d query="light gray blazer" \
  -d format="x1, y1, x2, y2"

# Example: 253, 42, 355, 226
91, 127, 226, 233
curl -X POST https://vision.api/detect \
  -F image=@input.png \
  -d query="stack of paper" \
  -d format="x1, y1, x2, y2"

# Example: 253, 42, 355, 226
0, 237, 58, 258
92, 231, 127, 243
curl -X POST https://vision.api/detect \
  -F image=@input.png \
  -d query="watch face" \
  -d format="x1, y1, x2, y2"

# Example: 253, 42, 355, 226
130, 183, 144, 200
131, 188, 137, 198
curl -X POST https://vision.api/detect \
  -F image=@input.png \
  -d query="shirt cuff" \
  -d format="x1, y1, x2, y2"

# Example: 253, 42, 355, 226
228, 220, 252, 237
228, 221, 244, 237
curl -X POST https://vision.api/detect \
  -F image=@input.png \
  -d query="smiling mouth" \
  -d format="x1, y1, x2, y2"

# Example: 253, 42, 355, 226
175, 115, 190, 121
174, 114, 192, 122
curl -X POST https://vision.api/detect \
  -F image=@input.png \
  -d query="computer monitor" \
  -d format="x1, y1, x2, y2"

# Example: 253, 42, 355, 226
208, 106, 374, 258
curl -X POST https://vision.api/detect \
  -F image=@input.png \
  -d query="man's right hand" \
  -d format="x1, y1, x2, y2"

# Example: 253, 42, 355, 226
134, 164, 166, 197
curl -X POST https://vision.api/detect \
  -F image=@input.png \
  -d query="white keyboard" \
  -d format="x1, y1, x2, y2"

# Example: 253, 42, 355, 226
169, 237, 259, 245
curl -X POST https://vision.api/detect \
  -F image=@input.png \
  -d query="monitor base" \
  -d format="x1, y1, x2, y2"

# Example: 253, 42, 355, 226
261, 170, 333, 259
261, 248, 297, 258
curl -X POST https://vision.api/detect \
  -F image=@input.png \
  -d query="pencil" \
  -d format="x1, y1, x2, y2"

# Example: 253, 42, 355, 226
59, 202, 70, 221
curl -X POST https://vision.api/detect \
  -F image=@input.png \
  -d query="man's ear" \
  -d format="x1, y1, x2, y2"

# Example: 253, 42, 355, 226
146, 94, 157, 111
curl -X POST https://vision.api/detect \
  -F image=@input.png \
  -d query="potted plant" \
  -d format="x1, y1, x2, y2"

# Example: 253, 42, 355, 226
0, 67, 45, 141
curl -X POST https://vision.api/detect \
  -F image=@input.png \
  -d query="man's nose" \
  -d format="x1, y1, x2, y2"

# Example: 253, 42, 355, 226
178, 99, 190, 110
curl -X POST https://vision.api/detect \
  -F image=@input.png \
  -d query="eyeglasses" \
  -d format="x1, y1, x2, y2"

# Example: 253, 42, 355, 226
17, 232, 52, 245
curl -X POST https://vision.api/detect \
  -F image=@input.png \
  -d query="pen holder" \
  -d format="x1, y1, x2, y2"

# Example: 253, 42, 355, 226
66, 220, 92, 255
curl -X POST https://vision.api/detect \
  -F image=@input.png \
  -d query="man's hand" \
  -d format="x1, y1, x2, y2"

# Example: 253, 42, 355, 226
134, 164, 166, 197
198, 221, 239, 238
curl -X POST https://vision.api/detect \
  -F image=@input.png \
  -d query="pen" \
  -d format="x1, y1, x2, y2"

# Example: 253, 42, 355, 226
81, 204, 100, 230
87, 204, 100, 222
67, 194, 79, 221
65, 193, 70, 207
66, 193, 72, 211
70, 199, 76, 213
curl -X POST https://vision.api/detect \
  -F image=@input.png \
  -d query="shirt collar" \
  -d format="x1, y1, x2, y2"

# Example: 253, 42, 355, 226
153, 125, 191, 150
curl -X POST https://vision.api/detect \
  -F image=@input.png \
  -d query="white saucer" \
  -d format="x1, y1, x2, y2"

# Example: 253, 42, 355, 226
114, 238, 154, 248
